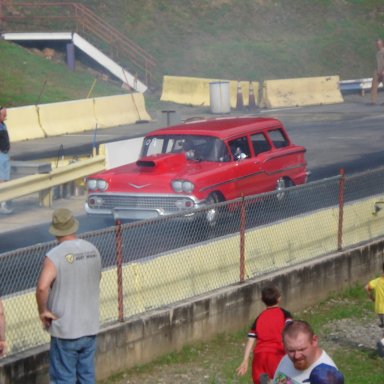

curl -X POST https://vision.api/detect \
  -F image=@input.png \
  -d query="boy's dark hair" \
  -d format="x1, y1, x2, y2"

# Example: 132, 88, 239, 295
261, 285, 281, 306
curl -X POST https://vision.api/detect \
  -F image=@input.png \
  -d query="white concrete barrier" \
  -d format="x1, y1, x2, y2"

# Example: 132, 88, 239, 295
101, 137, 143, 169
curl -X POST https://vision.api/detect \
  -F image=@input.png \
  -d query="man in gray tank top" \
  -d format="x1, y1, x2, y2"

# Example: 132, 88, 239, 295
36, 208, 102, 384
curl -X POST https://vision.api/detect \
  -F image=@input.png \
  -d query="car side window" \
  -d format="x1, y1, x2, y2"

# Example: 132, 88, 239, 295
268, 129, 289, 148
229, 137, 251, 161
251, 133, 271, 155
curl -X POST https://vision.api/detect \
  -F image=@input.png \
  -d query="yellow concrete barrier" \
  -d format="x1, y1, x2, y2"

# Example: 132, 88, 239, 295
161, 76, 259, 108
38, 98, 97, 136
6, 105, 46, 142
94, 93, 151, 128
261, 75, 344, 108
122, 195, 384, 310
130, 93, 152, 122
122, 236, 241, 316
161, 75, 219, 106
7, 94, 151, 141
342, 198, 384, 248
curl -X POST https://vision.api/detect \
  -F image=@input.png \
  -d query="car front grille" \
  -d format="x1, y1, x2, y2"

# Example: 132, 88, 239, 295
88, 194, 196, 214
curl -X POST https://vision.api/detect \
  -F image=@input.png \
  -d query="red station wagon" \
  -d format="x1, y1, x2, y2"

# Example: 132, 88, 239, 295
85, 117, 309, 224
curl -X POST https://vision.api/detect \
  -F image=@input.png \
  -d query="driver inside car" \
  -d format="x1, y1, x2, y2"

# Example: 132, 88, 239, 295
233, 146, 247, 160
183, 140, 196, 160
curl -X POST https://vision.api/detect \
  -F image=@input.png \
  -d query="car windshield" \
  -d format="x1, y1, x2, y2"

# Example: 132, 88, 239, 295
141, 135, 231, 162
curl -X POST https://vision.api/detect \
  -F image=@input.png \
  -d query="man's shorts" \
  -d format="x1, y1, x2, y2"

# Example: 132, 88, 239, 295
0, 152, 10, 181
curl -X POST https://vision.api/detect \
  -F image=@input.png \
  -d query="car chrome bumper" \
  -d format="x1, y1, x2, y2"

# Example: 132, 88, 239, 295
85, 194, 208, 221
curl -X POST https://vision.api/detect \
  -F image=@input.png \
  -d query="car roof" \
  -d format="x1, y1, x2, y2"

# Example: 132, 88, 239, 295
146, 117, 283, 140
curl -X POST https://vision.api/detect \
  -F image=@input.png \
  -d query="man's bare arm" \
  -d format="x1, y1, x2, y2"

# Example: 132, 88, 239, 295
36, 257, 58, 328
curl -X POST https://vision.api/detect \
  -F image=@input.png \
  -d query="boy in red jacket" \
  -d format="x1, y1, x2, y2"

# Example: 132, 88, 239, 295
236, 285, 292, 383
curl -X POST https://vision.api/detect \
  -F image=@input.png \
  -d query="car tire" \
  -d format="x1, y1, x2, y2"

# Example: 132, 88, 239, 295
275, 177, 294, 202
205, 192, 223, 227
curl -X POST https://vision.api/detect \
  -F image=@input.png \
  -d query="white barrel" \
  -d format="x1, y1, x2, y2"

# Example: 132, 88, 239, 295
209, 81, 230, 114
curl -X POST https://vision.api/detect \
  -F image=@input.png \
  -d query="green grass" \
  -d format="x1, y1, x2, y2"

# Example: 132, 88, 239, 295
334, 348, 383, 384
299, 285, 373, 330
0, 40, 127, 107
98, 285, 383, 383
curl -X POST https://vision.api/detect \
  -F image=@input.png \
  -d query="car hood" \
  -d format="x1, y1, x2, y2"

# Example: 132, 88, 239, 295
91, 153, 224, 193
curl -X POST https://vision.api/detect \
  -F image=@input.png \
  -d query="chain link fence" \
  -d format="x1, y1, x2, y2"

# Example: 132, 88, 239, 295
2, 167, 384, 356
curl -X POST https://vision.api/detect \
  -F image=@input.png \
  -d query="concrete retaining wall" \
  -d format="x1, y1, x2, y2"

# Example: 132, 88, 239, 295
1, 239, 383, 383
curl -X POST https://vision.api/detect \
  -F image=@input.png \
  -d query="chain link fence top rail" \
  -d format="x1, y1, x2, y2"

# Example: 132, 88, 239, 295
2, 168, 384, 356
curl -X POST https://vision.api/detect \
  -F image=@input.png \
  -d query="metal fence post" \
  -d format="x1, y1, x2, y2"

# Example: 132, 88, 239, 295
337, 168, 345, 251
115, 219, 124, 322
240, 196, 246, 282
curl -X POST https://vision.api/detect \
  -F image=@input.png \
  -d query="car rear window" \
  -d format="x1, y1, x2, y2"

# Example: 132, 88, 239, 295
251, 133, 272, 155
268, 129, 289, 148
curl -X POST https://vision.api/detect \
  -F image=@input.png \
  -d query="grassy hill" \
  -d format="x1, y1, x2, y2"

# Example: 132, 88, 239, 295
100, 0, 384, 80
0, 40, 128, 107
1, 0, 384, 106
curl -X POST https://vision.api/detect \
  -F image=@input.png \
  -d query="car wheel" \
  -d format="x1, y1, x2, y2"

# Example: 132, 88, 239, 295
205, 192, 223, 226
276, 177, 293, 202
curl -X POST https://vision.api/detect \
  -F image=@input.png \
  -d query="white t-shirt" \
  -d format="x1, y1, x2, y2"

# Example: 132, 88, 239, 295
273, 350, 336, 383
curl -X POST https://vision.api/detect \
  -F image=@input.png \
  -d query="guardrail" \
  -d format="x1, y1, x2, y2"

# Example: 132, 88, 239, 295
339, 78, 382, 95
0, 156, 105, 207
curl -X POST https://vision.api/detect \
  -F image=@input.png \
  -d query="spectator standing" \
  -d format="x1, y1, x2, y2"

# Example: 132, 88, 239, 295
365, 262, 384, 357
36, 208, 102, 384
0, 298, 6, 357
273, 320, 343, 383
370, 38, 384, 104
365, 262, 384, 328
0, 106, 12, 215
236, 285, 292, 384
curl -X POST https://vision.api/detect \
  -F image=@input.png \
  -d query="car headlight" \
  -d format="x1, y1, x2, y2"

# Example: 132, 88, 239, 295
172, 180, 183, 193
182, 181, 194, 193
97, 179, 108, 191
87, 179, 98, 190
172, 180, 195, 193
87, 179, 109, 191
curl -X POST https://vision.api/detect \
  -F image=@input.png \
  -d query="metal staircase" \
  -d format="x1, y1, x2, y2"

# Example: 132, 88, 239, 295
0, 1, 156, 89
